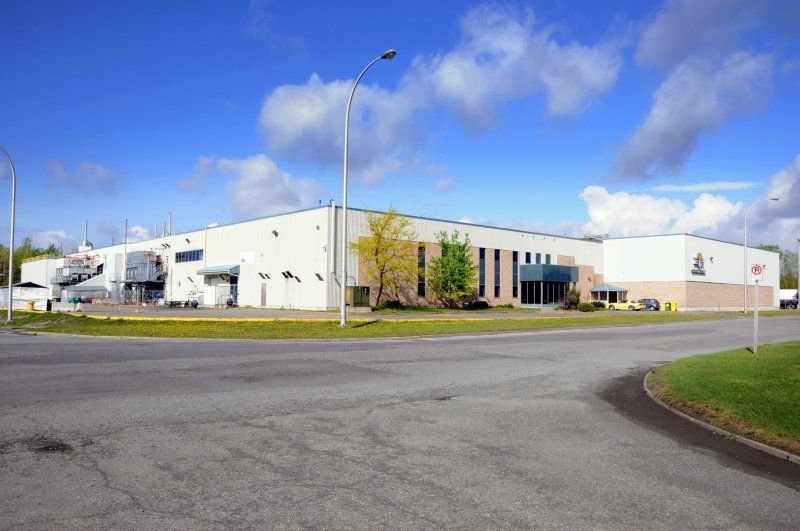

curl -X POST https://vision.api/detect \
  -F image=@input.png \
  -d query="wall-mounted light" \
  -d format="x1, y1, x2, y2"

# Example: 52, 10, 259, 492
295, 276, 301, 283
272, 230, 279, 237
185, 238, 190, 244
315, 273, 324, 281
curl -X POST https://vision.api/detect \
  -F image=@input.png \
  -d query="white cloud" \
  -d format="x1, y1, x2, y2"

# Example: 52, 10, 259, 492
613, 52, 773, 179
256, 3, 622, 185
180, 154, 326, 218
259, 73, 425, 187
635, 0, 757, 68
218, 154, 325, 218
651, 181, 756, 192
31, 230, 78, 250
423, 4, 622, 128
579, 185, 742, 237
44, 161, 119, 196
127, 225, 151, 243
458, 216, 474, 224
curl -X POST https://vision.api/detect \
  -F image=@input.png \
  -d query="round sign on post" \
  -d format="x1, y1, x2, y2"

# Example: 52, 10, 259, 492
751, 264, 764, 282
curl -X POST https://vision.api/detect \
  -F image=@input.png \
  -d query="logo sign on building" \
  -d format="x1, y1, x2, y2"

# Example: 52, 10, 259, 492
751, 263, 764, 282
691, 252, 706, 276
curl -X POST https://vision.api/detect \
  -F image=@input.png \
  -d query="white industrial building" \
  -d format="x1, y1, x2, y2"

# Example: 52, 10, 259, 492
21, 204, 780, 310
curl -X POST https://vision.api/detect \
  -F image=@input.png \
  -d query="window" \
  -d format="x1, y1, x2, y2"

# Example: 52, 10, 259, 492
535, 252, 541, 264
512, 251, 519, 298
525, 252, 531, 264
494, 249, 500, 298
176, 249, 203, 263
545, 254, 551, 265
479, 248, 486, 297
417, 244, 426, 297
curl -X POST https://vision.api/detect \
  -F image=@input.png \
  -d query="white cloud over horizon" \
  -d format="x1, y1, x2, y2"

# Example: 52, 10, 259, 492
579, 185, 743, 237
256, 3, 623, 186
31, 229, 79, 251
181, 154, 327, 219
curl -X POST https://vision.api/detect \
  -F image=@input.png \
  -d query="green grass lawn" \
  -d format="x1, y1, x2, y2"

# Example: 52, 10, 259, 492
2, 310, 737, 340
649, 342, 800, 454
371, 304, 539, 314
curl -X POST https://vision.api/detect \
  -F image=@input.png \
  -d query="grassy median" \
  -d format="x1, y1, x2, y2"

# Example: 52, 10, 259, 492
648, 342, 800, 454
1, 310, 739, 340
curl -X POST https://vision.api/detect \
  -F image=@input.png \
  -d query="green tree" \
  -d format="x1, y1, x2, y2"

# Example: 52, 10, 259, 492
348, 209, 418, 306
427, 230, 478, 308
757, 244, 798, 289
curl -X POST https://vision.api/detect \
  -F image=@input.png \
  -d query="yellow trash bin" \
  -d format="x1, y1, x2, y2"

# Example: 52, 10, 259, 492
26, 300, 35, 310
668, 301, 678, 312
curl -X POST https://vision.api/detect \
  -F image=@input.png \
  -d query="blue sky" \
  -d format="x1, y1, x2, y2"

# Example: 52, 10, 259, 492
1, 0, 798, 250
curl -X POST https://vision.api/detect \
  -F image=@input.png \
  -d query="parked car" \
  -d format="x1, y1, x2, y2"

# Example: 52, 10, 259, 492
607, 300, 645, 311
637, 298, 661, 311
780, 289, 798, 309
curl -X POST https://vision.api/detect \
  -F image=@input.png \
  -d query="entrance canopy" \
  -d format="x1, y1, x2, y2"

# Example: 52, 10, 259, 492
590, 283, 628, 303
197, 264, 240, 276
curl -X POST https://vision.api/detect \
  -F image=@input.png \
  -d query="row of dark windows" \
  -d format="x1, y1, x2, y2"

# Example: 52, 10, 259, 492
175, 249, 203, 263
477, 248, 551, 299
524, 252, 550, 265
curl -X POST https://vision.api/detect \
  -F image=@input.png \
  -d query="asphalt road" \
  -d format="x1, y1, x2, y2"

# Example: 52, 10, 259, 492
1, 316, 798, 529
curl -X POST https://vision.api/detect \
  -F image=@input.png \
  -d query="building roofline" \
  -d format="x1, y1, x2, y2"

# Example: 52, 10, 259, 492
337, 206, 602, 244
603, 232, 778, 253
85, 205, 330, 253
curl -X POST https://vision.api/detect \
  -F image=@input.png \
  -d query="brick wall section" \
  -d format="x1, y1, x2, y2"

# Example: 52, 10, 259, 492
558, 254, 595, 302
484, 248, 494, 302
609, 280, 774, 310
686, 282, 773, 310
499, 250, 514, 304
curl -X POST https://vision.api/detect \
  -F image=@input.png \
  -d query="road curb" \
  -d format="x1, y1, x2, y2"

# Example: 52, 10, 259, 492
643, 370, 800, 465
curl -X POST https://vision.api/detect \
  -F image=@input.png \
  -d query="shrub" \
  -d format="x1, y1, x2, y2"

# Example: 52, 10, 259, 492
494, 303, 514, 309
464, 300, 490, 310
377, 300, 405, 310
591, 301, 606, 309
577, 302, 595, 312
561, 288, 581, 310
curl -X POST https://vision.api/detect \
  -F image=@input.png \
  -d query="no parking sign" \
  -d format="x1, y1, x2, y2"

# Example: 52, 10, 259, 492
751, 264, 764, 282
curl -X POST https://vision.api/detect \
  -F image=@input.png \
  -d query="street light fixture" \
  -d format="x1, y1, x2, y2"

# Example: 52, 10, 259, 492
0, 146, 16, 323
339, 49, 397, 327
743, 197, 779, 314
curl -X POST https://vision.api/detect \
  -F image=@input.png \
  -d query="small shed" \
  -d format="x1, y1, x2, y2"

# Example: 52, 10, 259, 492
590, 283, 628, 303
0, 281, 50, 310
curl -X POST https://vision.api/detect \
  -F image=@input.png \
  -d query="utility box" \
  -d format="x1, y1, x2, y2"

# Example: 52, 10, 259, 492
346, 286, 371, 307
664, 301, 678, 312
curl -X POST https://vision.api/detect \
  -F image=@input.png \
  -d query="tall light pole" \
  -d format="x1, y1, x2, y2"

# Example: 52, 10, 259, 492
340, 49, 397, 327
743, 197, 779, 314
0, 146, 16, 323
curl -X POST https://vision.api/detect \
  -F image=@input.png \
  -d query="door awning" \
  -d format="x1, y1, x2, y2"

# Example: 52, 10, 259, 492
197, 264, 240, 276
590, 283, 628, 292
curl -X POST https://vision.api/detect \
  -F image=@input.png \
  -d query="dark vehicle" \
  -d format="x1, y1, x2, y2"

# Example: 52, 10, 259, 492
638, 298, 661, 311
780, 290, 798, 309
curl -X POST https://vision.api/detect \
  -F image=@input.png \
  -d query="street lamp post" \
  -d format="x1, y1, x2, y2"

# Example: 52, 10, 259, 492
0, 146, 16, 322
743, 197, 779, 314
339, 49, 397, 327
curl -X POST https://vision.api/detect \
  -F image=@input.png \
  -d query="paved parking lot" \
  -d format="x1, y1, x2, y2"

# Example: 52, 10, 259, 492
1, 317, 798, 528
